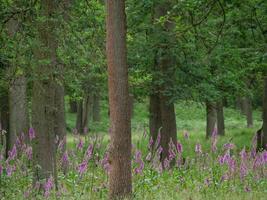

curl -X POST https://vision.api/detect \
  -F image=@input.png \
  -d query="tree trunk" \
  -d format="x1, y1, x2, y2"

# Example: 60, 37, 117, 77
82, 95, 92, 133
92, 94, 101, 122
243, 97, 253, 128
216, 100, 225, 136
106, 0, 132, 198
32, 0, 58, 182
154, 1, 177, 162
54, 83, 66, 142
0, 91, 9, 158
262, 76, 267, 150
149, 93, 162, 143
206, 102, 217, 138
76, 100, 83, 134
9, 76, 29, 145
69, 100, 77, 113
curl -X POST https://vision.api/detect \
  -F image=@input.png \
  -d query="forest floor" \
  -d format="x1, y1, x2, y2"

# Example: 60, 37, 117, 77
1, 101, 266, 200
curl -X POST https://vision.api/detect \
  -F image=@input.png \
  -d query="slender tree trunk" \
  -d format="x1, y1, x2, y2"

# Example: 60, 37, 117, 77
92, 94, 101, 122
0, 91, 9, 158
82, 95, 92, 133
262, 76, 267, 150
206, 102, 217, 138
32, 0, 58, 181
106, 1, 132, 198
69, 100, 77, 113
244, 97, 253, 128
149, 93, 162, 143
76, 100, 83, 133
216, 100, 225, 136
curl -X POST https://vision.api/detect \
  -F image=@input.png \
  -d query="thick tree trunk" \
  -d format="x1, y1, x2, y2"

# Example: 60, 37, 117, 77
216, 100, 225, 136
159, 95, 177, 161
92, 94, 101, 122
32, 0, 58, 181
54, 83, 66, 141
206, 102, 217, 138
106, 0, 132, 198
262, 76, 267, 150
149, 93, 162, 143
76, 100, 83, 134
69, 100, 77, 113
9, 76, 29, 145
154, 1, 177, 162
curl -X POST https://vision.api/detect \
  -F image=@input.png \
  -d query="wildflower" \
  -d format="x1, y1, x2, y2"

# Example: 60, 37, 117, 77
146, 152, 152, 161
58, 137, 66, 152
148, 137, 154, 150
251, 133, 257, 157
244, 185, 251, 192
76, 138, 84, 150
134, 150, 144, 174
8, 145, 17, 160
195, 143, 202, 154
155, 131, 161, 148
101, 152, 110, 173
44, 176, 53, 198
25, 146, 33, 160
240, 162, 248, 180
183, 131, 189, 139
240, 147, 247, 160
221, 174, 228, 182
176, 142, 183, 154
157, 146, 163, 155
29, 128, 35, 141
85, 144, 93, 160
15, 137, 21, 147
62, 151, 69, 165
163, 158, 170, 169
223, 143, 235, 150
77, 161, 88, 175
263, 151, 267, 163
6, 164, 15, 177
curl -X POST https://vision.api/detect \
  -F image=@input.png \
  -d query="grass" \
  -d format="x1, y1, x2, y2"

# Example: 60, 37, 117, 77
1, 101, 266, 200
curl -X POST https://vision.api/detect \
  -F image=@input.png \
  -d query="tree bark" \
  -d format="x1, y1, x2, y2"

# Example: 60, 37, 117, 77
206, 101, 217, 138
106, 0, 132, 198
9, 76, 29, 145
32, 0, 58, 181
92, 93, 101, 122
154, 1, 177, 161
0, 91, 9, 158
216, 100, 225, 136
76, 100, 83, 134
262, 76, 267, 150
149, 93, 162, 143
82, 95, 92, 132
244, 97, 253, 128
69, 100, 77, 113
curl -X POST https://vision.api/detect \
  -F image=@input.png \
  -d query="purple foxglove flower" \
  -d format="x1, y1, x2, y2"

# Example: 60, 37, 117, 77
227, 157, 236, 173
146, 152, 152, 161
76, 138, 84, 150
168, 148, 176, 160
155, 130, 161, 148
218, 155, 225, 165
62, 151, 69, 165
148, 137, 154, 150
163, 158, 170, 169
157, 146, 163, 155
204, 178, 211, 186
6, 164, 14, 177
85, 144, 93, 160
195, 143, 202, 154
58, 137, 66, 152
44, 176, 53, 198
29, 128, 35, 141
25, 146, 32, 160
244, 185, 251, 192
221, 174, 228, 182
223, 143, 235, 150
135, 150, 142, 160
100, 152, 110, 173
134, 150, 144, 174
15, 137, 21, 147
240, 162, 248, 180
8, 145, 17, 160
176, 142, 183, 154
263, 151, 267, 163
78, 161, 88, 175
183, 131, 189, 139
251, 133, 257, 157
240, 147, 247, 160
0, 153, 3, 161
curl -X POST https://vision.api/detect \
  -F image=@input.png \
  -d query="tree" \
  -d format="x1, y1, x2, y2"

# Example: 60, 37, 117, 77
106, 0, 132, 198
32, 0, 59, 182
